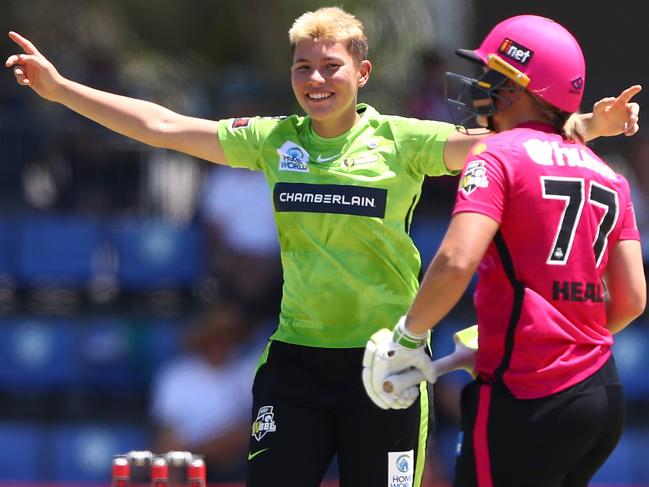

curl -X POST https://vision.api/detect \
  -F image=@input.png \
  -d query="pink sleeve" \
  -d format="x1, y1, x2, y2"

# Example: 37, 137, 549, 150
452, 153, 507, 223
618, 198, 641, 241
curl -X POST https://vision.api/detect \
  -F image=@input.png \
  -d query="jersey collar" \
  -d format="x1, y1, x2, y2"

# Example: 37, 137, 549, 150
306, 104, 378, 146
514, 121, 557, 133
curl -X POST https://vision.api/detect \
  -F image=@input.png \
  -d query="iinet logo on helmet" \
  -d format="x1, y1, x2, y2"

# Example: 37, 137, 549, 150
499, 38, 533, 65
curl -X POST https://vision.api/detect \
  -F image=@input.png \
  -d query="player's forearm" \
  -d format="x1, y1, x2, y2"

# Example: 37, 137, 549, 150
605, 306, 645, 334
604, 240, 646, 334
606, 294, 646, 334
406, 213, 498, 335
54, 77, 178, 148
406, 254, 475, 335
579, 113, 599, 142
443, 129, 490, 172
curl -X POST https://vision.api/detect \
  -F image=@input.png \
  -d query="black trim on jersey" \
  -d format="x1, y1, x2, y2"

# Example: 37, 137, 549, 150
273, 182, 387, 218
404, 194, 418, 233
492, 231, 525, 389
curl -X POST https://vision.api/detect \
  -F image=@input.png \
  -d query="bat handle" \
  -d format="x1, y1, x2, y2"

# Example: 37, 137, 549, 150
382, 368, 426, 394
382, 347, 475, 395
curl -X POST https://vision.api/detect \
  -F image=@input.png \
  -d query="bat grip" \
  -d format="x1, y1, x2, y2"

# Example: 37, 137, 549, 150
382, 351, 469, 395
382, 368, 425, 394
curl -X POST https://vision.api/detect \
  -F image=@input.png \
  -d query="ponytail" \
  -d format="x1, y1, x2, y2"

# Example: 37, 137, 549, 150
561, 113, 586, 144
529, 93, 586, 144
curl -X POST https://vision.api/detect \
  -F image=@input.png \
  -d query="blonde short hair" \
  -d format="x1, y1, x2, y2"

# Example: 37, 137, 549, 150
288, 6, 368, 62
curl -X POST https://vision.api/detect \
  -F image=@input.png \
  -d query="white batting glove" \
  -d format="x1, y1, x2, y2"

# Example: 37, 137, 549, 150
362, 317, 432, 410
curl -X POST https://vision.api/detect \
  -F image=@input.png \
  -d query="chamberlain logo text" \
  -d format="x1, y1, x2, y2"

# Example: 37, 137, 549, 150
279, 192, 373, 206
273, 182, 387, 218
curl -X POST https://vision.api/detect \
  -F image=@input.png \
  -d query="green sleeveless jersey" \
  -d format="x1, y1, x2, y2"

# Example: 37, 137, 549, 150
217, 104, 456, 348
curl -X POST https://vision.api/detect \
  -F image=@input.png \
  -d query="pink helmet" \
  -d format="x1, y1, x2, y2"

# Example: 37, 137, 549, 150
456, 15, 585, 113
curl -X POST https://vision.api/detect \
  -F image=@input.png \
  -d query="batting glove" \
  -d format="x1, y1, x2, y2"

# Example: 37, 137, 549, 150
362, 317, 433, 410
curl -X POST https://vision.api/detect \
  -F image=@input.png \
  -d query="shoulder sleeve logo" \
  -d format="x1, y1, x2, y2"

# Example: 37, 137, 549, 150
460, 160, 489, 195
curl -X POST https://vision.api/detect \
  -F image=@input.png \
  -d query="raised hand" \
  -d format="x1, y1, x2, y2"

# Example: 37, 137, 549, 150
591, 84, 641, 137
5, 31, 64, 101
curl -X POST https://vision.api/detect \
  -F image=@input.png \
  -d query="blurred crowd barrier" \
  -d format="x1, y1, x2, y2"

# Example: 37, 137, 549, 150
0, 214, 207, 302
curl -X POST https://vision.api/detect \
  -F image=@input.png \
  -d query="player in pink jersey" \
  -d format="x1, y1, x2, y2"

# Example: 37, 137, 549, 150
363, 15, 646, 486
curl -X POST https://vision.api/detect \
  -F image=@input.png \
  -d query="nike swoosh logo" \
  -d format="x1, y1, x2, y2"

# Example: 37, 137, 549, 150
248, 448, 269, 461
316, 154, 340, 163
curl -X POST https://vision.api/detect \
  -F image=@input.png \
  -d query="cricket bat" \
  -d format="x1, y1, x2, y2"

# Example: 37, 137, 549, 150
382, 324, 478, 394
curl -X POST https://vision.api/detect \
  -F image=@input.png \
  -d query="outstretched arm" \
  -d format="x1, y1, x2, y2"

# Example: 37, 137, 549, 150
5, 31, 226, 164
442, 85, 642, 172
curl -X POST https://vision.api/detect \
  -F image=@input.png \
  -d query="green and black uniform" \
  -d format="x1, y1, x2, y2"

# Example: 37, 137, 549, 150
218, 104, 455, 487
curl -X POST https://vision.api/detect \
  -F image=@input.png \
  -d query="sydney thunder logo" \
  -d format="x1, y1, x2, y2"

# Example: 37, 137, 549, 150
252, 405, 277, 441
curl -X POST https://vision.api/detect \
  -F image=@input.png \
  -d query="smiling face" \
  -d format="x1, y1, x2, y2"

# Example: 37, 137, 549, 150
291, 38, 371, 138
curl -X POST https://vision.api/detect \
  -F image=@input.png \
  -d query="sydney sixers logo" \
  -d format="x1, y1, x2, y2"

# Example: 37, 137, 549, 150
570, 77, 584, 94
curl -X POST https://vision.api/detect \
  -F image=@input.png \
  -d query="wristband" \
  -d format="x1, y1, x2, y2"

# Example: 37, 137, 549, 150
392, 316, 429, 349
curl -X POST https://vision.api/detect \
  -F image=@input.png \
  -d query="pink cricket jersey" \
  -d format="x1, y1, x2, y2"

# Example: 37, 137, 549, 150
453, 122, 640, 399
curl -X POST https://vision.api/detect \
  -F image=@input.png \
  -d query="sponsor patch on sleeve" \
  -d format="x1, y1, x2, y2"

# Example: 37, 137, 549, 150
232, 117, 251, 129
460, 159, 489, 195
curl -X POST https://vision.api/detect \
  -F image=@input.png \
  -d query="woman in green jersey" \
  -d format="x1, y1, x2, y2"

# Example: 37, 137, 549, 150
5, 6, 640, 487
